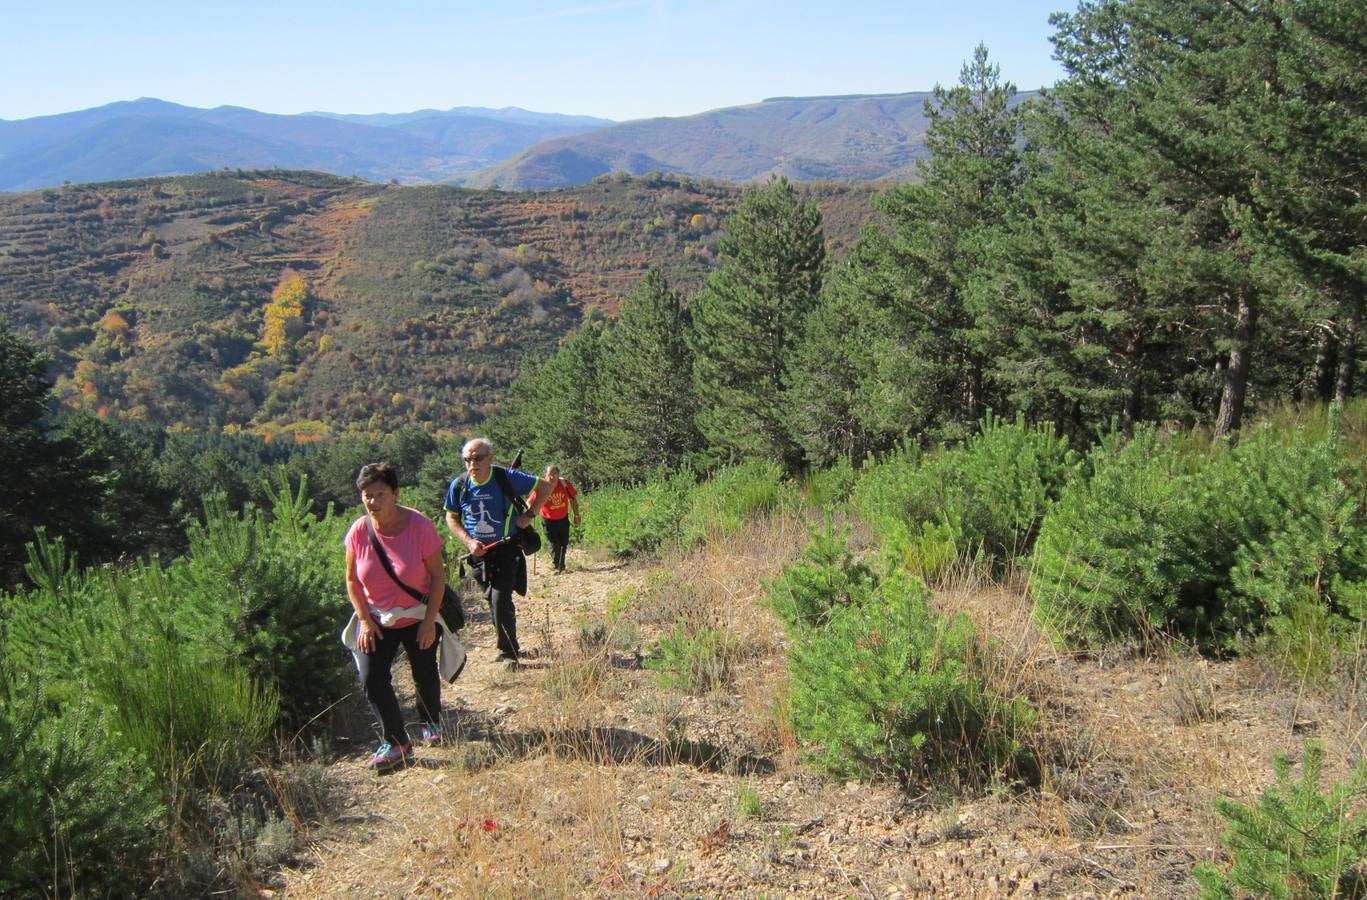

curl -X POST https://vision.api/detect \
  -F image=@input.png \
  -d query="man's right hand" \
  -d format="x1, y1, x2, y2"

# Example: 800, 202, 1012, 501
467, 536, 485, 557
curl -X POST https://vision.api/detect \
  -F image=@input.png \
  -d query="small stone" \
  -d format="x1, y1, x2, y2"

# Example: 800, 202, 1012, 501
652, 858, 671, 874
637, 795, 652, 808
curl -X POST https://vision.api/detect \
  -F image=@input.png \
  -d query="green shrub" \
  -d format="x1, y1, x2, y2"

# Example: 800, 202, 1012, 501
172, 479, 351, 721
1030, 428, 1199, 648
582, 462, 789, 558
580, 471, 693, 557
1208, 426, 1367, 635
853, 415, 1077, 576
678, 459, 787, 548
851, 442, 924, 548
1193, 742, 1367, 899
92, 638, 278, 797
0, 672, 162, 898
803, 455, 857, 509
787, 569, 1033, 784
766, 517, 876, 630
0, 477, 347, 894
2, 532, 112, 708
645, 622, 739, 694
1255, 598, 1351, 687
937, 413, 1078, 562
1033, 421, 1367, 651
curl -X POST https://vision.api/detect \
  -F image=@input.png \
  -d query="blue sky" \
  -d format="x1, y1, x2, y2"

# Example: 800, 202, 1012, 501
3, 0, 1071, 122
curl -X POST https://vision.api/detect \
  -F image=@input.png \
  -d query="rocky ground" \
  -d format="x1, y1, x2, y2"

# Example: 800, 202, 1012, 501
276, 530, 1356, 898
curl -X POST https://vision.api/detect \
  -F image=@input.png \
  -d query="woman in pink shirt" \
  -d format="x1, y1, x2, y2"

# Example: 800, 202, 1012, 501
344, 462, 446, 770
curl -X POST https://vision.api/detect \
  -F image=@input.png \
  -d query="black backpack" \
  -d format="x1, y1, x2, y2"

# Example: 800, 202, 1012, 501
452, 466, 541, 555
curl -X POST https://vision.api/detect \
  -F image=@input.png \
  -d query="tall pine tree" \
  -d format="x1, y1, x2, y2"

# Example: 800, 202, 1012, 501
786, 233, 906, 466
1047, 0, 1367, 433
689, 177, 825, 468
589, 270, 701, 482
486, 313, 607, 480
873, 44, 1025, 439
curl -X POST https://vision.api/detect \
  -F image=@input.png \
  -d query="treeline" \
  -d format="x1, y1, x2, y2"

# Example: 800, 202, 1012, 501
487, 3, 1366, 482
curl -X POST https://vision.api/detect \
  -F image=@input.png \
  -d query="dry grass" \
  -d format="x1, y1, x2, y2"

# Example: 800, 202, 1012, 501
280, 512, 1367, 898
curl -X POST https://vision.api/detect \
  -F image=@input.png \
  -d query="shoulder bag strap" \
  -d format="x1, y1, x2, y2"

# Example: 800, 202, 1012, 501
365, 516, 425, 603
456, 471, 470, 508
493, 465, 527, 516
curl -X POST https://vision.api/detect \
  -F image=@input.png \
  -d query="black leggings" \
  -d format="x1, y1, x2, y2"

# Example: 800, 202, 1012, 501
544, 517, 570, 570
476, 544, 521, 658
362, 621, 440, 745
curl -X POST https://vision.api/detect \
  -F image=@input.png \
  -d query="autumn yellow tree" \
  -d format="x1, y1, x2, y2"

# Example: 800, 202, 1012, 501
262, 273, 308, 359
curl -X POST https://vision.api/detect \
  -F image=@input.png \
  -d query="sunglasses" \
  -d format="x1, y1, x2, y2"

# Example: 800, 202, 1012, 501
462, 453, 490, 463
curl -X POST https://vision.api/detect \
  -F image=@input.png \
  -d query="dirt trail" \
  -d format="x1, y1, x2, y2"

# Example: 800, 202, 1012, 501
277, 545, 1321, 898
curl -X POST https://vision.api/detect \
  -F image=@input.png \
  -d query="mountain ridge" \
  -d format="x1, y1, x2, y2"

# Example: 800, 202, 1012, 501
0, 99, 611, 191
0, 92, 1037, 192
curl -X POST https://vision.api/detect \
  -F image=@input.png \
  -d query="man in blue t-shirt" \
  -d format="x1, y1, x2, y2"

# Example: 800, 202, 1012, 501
444, 437, 552, 668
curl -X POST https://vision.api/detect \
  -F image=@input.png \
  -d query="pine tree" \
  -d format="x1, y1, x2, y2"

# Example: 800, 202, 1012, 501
1193, 742, 1367, 899
988, 96, 1206, 433
689, 177, 825, 469
786, 234, 905, 466
486, 315, 607, 479
873, 44, 1025, 438
590, 270, 701, 483
1046, 0, 1367, 433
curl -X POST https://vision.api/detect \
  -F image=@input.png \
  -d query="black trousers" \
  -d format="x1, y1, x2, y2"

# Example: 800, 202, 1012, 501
475, 543, 521, 658
362, 621, 440, 745
544, 517, 570, 570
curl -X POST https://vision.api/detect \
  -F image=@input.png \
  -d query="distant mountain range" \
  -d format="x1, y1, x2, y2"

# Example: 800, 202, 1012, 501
465, 93, 941, 189
0, 99, 613, 192
0, 92, 1036, 193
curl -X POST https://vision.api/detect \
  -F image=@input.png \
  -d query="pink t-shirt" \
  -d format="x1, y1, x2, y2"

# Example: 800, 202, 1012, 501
345, 508, 444, 621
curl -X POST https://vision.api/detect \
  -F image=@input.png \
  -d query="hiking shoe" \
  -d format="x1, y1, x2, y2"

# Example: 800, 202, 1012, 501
498, 654, 521, 672
366, 741, 412, 771
418, 723, 443, 746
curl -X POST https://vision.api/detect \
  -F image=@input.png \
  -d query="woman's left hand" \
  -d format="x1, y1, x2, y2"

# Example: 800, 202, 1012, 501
418, 619, 437, 650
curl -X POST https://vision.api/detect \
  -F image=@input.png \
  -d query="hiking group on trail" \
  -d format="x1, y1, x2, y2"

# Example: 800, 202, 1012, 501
341, 440, 584, 771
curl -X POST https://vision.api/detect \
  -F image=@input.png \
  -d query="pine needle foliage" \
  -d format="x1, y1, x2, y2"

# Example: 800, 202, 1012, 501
787, 567, 1033, 785
853, 414, 1077, 579
766, 516, 877, 631
690, 176, 825, 468
1194, 742, 1367, 899
1030, 426, 1199, 648
578, 471, 693, 558
1032, 416, 1367, 651
0, 670, 161, 898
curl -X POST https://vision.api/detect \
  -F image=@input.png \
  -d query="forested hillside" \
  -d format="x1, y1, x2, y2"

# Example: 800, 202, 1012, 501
0, 171, 873, 434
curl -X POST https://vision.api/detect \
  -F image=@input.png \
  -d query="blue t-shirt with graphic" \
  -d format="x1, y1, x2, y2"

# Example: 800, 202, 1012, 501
444, 466, 540, 544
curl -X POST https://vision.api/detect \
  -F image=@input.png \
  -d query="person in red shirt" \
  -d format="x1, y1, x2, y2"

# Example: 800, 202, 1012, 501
539, 464, 581, 573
